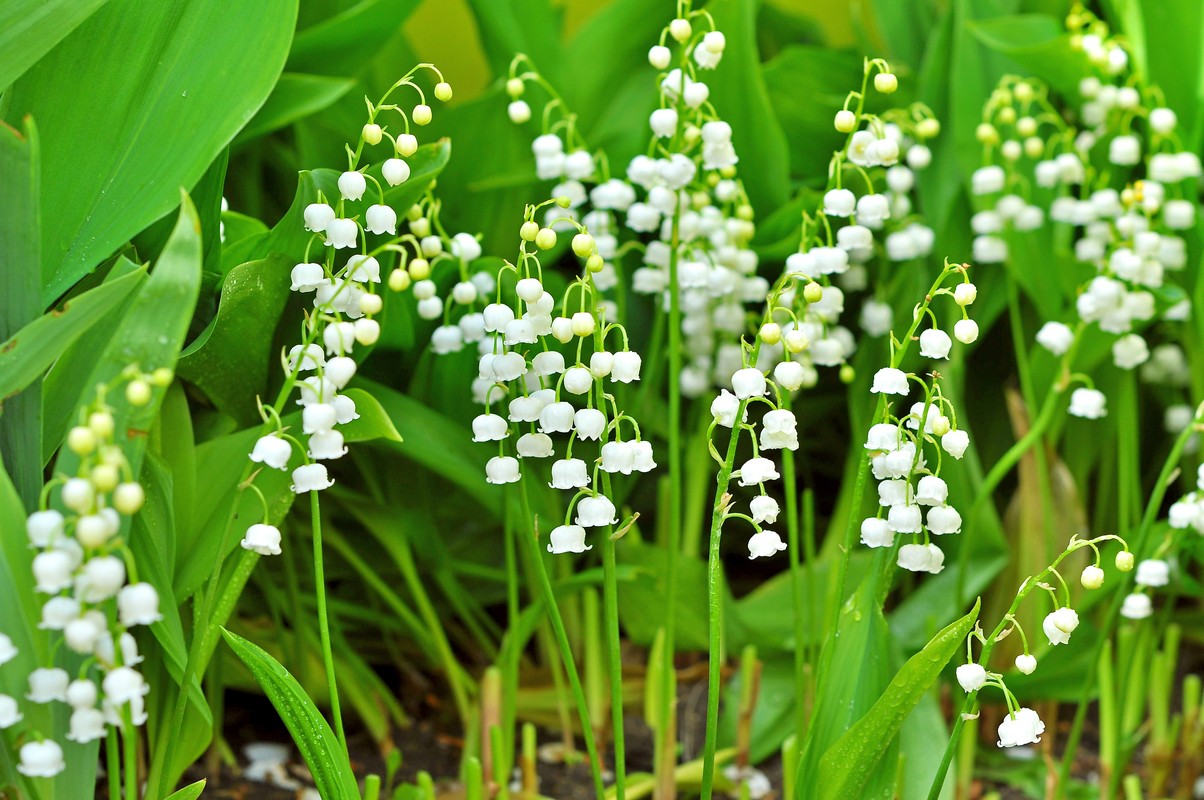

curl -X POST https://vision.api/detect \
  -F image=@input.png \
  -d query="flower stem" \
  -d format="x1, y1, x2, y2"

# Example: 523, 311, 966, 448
518, 478, 606, 800
311, 490, 347, 753
601, 508, 627, 800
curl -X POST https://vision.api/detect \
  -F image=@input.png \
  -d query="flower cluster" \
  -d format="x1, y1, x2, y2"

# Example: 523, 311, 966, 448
1139, 456, 1204, 619
2, 374, 166, 778
244, 66, 455, 555
860, 263, 978, 574
971, 8, 1200, 422
954, 533, 1131, 747
506, 11, 773, 399
470, 203, 651, 553
786, 60, 942, 373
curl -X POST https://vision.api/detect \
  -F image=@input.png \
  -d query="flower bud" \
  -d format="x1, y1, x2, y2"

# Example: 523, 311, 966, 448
669, 17, 691, 42
388, 269, 411, 292
1081, 564, 1105, 589
434, 82, 453, 102
1014, 653, 1037, 675
362, 123, 382, 145
397, 133, 418, 157
648, 45, 671, 70
803, 282, 823, 304
89, 411, 115, 438
834, 109, 857, 133
916, 118, 940, 139
408, 258, 431, 280
759, 323, 781, 344
570, 311, 595, 337
1115, 551, 1134, 572
126, 379, 152, 406
535, 228, 557, 250
114, 482, 145, 515
412, 104, 432, 125
508, 101, 531, 124
520, 221, 539, 241
91, 464, 119, 493
571, 232, 595, 257
954, 282, 977, 306
506, 77, 524, 97
874, 72, 898, 93
67, 426, 97, 455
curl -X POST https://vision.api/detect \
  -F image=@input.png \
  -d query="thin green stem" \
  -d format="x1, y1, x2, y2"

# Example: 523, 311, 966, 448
601, 509, 627, 800
107, 729, 121, 800
518, 478, 606, 800
311, 490, 347, 753
780, 404, 809, 752
122, 711, 137, 800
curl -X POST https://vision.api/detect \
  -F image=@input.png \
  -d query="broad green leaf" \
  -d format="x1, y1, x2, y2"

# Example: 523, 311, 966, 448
177, 256, 293, 424
705, 0, 791, 214
236, 73, 357, 144
967, 14, 1090, 98
762, 46, 863, 180
0, 117, 42, 509
0, 0, 108, 89
4, 0, 297, 303
1124, 1, 1204, 151
221, 628, 362, 800
864, 0, 934, 68
339, 387, 403, 443
52, 193, 203, 479
0, 266, 146, 398
163, 779, 207, 800
817, 600, 981, 800
464, 0, 564, 81
288, 0, 420, 76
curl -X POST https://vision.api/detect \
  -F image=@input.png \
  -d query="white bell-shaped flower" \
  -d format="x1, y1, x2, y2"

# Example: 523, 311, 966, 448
77, 556, 126, 603
870, 368, 909, 395
61, 477, 95, 514
531, 351, 565, 377
1068, 388, 1107, 419
290, 263, 325, 292
548, 525, 591, 554
291, 463, 334, 493
919, 329, 952, 360
731, 368, 767, 399
748, 530, 787, 559
738, 457, 779, 486
759, 409, 798, 451
27, 667, 70, 703
102, 666, 148, 704
117, 582, 162, 627
0, 694, 22, 728
26, 509, 65, 547
64, 616, 104, 653
472, 414, 508, 442
887, 503, 922, 534
241, 523, 282, 556
915, 476, 948, 506
1120, 592, 1152, 619
575, 495, 618, 527
303, 403, 338, 435
750, 495, 780, 524
631, 441, 656, 473
600, 441, 635, 475
382, 158, 410, 186
308, 430, 348, 460
67, 707, 107, 743
710, 390, 744, 427
896, 542, 945, 574
324, 218, 358, 249
563, 366, 594, 395
365, 204, 397, 235
1042, 607, 1079, 646
956, 663, 987, 693
860, 517, 894, 548
304, 203, 335, 233
250, 434, 292, 470
550, 458, 590, 490
338, 171, 366, 201
997, 708, 1045, 748
1135, 559, 1170, 587
485, 456, 521, 485
66, 679, 97, 709
39, 596, 81, 630
0, 633, 16, 666
538, 402, 575, 434
926, 505, 962, 535
574, 409, 606, 440
332, 394, 359, 424
17, 740, 65, 778
941, 430, 970, 459
516, 433, 554, 458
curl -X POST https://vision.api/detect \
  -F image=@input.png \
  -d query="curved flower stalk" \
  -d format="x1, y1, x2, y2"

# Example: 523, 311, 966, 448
926, 532, 1132, 797
2, 372, 165, 796
787, 59, 943, 373
156, 65, 455, 792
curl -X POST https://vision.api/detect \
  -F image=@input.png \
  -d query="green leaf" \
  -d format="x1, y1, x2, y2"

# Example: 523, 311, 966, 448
0, 117, 43, 509
221, 629, 362, 800
4, 0, 297, 304
967, 14, 1090, 98
463, 0, 564, 81
236, 73, 357, 144
288, 0, 420, 76
816, 600, 981, 800
0, 464, 38, 797
163, 779, 207, 800
339, 387, 402, 443
0, 266, 146, 399
0, 0, 108, 89
177, 256, 292, 424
